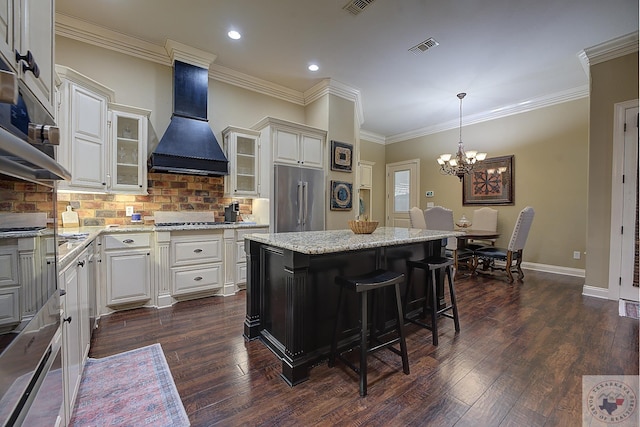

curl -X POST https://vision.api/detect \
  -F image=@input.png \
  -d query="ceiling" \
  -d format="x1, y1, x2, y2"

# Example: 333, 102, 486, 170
55, 0, 638, 141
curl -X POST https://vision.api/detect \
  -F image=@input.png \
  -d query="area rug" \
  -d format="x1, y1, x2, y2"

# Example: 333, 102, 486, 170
70, 343, 190, 427
619, 299, 640, 319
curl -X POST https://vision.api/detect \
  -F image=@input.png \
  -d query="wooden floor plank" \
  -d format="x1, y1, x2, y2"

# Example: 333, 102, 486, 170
88, 270, 639, 426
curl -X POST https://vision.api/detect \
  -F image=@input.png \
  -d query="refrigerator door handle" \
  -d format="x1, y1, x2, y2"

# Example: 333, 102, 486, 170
297, 181, 303, 225
302, 181, 308, 226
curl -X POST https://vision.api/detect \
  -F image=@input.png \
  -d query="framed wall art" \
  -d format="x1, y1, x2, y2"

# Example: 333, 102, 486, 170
331, 140, 353, 172
330, 180, 353, 211
463, 155, 514, 205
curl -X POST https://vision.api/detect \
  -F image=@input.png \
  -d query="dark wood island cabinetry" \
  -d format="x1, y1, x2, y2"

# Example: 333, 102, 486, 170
244, 227, 460, 385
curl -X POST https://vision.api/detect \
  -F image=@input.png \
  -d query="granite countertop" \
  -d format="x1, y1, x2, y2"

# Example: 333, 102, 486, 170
57, 222, 269, 269
245, 227, 463, 255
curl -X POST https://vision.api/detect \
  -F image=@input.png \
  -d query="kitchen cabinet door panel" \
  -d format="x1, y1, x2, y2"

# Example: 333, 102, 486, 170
106, 249, 150, 306
0, 0, 12, 64
300, 133, 323, 168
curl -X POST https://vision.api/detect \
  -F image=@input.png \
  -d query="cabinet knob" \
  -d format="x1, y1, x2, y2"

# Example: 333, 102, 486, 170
193, 276, 203, 281
15, 50, 40, 78
123, 239, 135, 244
59, 289, 66, 297
63, 316, 72, 324
193, 248, 203, 253
77, 260, 85, 267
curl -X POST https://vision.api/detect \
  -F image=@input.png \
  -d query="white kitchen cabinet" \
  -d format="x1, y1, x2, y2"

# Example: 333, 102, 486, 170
252, 117, 327, 199
170, 231, 223, 297
59, 244, 91, 426
56, 65, 113, 192
16, 0, 55, 117
234, 227, 267, 290
0, 0, 55, 117
56, 66, 151, 195
0, 243, 19, 327
358, 160, 374, 220
109, 103, 150, 193
223, 126, 261, 197
104, 233, 151, 307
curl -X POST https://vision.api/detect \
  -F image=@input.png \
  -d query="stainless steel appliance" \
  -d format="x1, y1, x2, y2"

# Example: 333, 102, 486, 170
273, 164, 325, 233
0, 53, 68, 426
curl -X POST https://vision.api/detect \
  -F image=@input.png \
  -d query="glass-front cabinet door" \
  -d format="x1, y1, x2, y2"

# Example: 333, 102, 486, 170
223, 126, 261, 197
109, 103, 150, 194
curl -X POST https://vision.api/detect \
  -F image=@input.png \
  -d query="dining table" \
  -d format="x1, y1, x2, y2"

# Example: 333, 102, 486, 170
455, 228, 501, 250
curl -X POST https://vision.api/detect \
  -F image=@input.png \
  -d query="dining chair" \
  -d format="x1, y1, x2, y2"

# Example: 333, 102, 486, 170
468, 207, 498, 249
424, 206, 472, 270
471, 206, 535, 283
409, 206, 427, 229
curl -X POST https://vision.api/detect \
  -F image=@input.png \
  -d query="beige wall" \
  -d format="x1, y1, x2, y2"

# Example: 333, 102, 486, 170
585, 52, 639, 289
383, 98, 589, 269
359, 139, 386, 222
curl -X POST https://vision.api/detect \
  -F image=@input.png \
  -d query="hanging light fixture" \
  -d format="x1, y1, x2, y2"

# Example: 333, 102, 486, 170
437, 93, 487, 181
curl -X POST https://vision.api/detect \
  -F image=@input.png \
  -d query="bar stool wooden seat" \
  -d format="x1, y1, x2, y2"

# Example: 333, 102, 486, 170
329, 269, 409, 397
404, 256, 460, 346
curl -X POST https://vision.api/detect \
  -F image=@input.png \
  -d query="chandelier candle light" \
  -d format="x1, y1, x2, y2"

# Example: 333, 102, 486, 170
437, 93, 487, 181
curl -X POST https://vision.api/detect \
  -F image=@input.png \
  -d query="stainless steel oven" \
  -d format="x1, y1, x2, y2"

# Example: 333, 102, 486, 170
0, 53, 70, 426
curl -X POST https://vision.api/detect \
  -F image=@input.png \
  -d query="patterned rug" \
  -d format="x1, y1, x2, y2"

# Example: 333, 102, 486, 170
70, 343, 190, 427
619, 299, 640, 319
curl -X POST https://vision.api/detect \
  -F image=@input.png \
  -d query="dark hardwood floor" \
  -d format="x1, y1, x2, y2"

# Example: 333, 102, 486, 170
88, 270, 639, 426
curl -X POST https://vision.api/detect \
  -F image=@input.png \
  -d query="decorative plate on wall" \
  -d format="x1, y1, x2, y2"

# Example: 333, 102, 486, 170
330, 180, 352, 211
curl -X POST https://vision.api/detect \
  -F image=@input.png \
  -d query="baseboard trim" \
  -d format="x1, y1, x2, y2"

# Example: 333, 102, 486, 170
521, 262, 585, 278
582, 285, 610, 300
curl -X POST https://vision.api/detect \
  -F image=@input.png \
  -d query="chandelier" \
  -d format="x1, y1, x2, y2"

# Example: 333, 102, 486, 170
437, 93, 487, 181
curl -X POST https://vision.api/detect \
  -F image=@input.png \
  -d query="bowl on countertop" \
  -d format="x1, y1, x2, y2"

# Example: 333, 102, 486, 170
348, 220, 378, 234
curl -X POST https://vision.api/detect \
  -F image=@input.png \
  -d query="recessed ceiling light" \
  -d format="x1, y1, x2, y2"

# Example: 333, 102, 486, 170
308, 64, 319, 72
228, 30, 241, 40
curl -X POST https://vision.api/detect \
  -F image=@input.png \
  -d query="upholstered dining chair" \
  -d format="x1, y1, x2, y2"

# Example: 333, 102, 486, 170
409, 206, 427, 229
472, 206, 535, 283
467, 207, 498, 249
424, 206, 472, 270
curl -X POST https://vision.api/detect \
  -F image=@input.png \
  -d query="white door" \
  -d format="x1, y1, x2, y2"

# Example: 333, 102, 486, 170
609, 102, 639, 302
619, 107, 638, 301
386, 159, 420, 227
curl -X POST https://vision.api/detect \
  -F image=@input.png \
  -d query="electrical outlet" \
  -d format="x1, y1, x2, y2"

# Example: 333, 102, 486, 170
125, 206, 134, 216
573, 251, 581, 260
425, 190, 434, 198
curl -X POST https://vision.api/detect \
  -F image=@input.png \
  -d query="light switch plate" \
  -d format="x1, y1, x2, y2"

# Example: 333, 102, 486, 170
125, 206, 134, 216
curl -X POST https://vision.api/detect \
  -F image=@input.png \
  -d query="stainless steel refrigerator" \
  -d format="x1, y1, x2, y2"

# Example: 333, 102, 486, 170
273, 164, 325, 232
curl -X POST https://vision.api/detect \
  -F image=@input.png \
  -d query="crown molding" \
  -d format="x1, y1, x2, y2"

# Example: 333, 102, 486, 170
55, 64, 116, 101
384, 85, 589, 144
56, 13, 170, 66
582, 31, 639, 66
359, 130, 386, 145
164, 39, 216, 69
304, 79, 364, 125
55, 14, 307, 106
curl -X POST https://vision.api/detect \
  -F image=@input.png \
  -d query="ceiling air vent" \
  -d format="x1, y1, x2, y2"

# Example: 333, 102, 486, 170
343, 0, 376, 15
408, 37, 440, 55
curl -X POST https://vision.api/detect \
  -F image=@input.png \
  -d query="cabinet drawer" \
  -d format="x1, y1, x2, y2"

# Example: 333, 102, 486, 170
172, 265, 222, 296
104, 233, 150, 249
171, 237, 222, 266
0, 287, 20, 326
0, 247, 18, 287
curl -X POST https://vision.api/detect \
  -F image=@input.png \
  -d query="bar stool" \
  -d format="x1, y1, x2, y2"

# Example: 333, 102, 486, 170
329, 269, 409, 397
404, 256, 460, 346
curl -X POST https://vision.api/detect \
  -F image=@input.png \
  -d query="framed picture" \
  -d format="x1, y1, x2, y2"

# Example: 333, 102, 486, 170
463, 155, 514, 205
330, 180, 353, 211
331, 140, 353, 172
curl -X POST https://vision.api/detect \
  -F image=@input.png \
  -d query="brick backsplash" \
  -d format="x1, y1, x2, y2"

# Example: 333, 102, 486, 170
0, 179, 55, 217
57, 172, 252, 227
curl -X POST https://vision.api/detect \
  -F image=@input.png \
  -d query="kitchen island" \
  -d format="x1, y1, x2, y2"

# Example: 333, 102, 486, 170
244, 227, 461, 385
